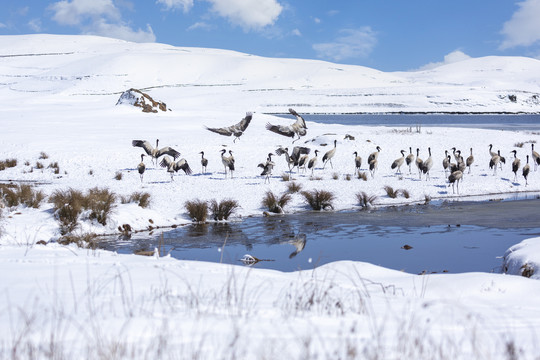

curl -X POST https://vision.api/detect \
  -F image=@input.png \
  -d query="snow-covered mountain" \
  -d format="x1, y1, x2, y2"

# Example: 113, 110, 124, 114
1, 34, 539, 113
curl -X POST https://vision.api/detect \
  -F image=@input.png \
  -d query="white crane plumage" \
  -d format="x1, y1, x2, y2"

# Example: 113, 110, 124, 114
307, 150, 319, 176
353, 151, 362, 176
391, 150, 406, 175
322, 140, 337, 169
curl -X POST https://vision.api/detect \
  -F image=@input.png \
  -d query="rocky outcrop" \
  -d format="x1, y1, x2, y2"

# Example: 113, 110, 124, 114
116, 88, 169, 113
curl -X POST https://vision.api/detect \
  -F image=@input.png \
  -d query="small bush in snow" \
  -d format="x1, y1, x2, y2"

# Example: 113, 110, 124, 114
39, 151, 49, 160
286, 181, 303, 194
301, 189, 335, 211
121, 192, 151, 208
0, 184, 45, 208
35, 161, 44, 169
114, 171, 123, 180
58, 233, 98, 249
50, 188, 85, 235
0, 158, 17, 171
356, 192, 378, 209
185, 199, 208, 223
399, 189, 410, 198
384, 185, 398, 199
85, 187, 117, 226
210, 199, 240, 221
262, 191, 291, 214
357, 172, 368, 181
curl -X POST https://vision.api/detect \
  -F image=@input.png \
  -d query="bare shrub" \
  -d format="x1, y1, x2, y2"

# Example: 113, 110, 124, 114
121, 192, 151, 208
399, 189, 410, 199
185, 199, 208, 223
262, 191, 292, 214
210, 199, 240, 221
39, 151, 49, 159
357, 172, 368, 181
286, 181, 303, 194
332, 172, 339, 180
0, 184, 45, 208
0, 158, 17, 171
50, 188, 85, 235
35, 161, 44, 169
301, 189, 335, 210
85, 187, 117, 226
344, 174, 352, 181
384, 185, 398, 199
114, 171, 123, 180
48, 161, 60, 174
356, 192, 378, 209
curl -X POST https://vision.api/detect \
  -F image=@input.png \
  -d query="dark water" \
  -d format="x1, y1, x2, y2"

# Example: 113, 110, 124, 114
274, 113, 540, 131
100, 197, 540, 274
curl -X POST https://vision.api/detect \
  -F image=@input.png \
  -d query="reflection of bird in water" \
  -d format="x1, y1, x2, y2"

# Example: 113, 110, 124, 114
286, 233, 307, 258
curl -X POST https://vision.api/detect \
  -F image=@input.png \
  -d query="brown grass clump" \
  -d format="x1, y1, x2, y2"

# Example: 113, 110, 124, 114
85, 187, 117, 226
286, 181, 303, 194
0, 184, 45, 208
210, 199, 240, 221
301, 189, 335, 210
384, 185, 399, 199
357, 172, 368, 181
185, 199, 208, 223
120, 192, 151, 208
0, 158, 17, 171
356, 192, 378, 209
57, 233, 99, 249
114, 171, 123, 180
262, 191, 292, 214
399, 189, 411, 199
39, 152, 49, 160
50, 188, 85, 235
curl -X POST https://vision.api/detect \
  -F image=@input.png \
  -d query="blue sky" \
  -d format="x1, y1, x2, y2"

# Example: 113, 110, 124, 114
1, 0, 540, 71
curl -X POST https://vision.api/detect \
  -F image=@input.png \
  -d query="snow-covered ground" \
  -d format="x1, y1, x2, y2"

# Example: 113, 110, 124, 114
1, 34, 540, 358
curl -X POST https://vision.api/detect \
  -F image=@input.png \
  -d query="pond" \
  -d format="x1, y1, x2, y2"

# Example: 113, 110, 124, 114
275, 113, 540, 131
99, 196, 540, 274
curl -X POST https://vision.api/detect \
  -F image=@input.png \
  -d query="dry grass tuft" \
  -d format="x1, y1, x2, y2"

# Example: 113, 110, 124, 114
357, 172, 368, 181
384, 185, 399, 199
50, 188, 85, 235
262, 191, 292, 214
286, 181, 303, 194
121, 192, 151, 208
39, 151, 49, 160
0, 184, 45, 208
301, 189, 335, 210
57, 233, 99, 249
332, 172, 339, 180
114, 171, 123, 180
0, 158, 17, 171
399, 189, 410, 199
210, 199, 240, 221
35, 161, 44, 170
356, 192, 378, 209
185, 199, 208, 223
85, 187, 117, 226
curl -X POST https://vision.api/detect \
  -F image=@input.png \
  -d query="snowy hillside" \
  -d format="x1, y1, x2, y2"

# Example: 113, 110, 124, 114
1, 34, 539, 113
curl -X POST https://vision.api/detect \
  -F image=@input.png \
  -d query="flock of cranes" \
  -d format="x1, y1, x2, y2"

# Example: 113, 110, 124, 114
131, 109, 540, 197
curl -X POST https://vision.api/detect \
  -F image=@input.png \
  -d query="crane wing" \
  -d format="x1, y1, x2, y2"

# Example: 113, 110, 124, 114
159, 156, 173, 169
132, 140, 154, 156
175, 159, 193, 175
235, 112, 252, 132
289, 108, 307, 130
266, 123, 294, 137
205, 126, 233, 136
156, 147, 180, 160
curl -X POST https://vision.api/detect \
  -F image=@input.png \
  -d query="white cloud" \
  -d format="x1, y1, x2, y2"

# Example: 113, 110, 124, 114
417, 50, 472, 71
312, 27, 377, 62
156, 0, 193, 12
205, 0, 283, 31
49, 0, 155, 43
28, 19, 42, 32
0, 23, 6, 29
187, 21, 214, 31
291, 28, 301, 37
500, 0, 540, 49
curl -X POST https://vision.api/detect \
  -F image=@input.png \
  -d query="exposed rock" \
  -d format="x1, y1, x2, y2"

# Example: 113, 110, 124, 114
116, 88, 169, 113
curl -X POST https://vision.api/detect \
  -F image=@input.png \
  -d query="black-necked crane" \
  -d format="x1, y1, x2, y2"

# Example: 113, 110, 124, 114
258, 153, 275, 183
220, 149, 235, 178
205, 112, 252, 143
451, 147, 460, 163
391, 150, 406, 175
511, 150, 521, 182
298, 153, 310, 172
456, 150, 466, 173
353, 151, 362, 176
523, 155, 530, 185
199, 151, 208, 174
488, 144, 497, 158
415, 148, 423, 179
406, 147, 415, 174
442, 150, 450, 174
159, 155, 192, 181
322, 140, 337, 169
489, 150, 501, 175
307, 150, 319, 175
369, 157, 378, 178
466, 148, 474, 174
265, 108, 308, 143
275, 146, 310, 173
421, 147, 433, 180
532, 143, 540, 171
367, 146, 381, 164
132, 139, 180, 166
449, 155, 459, 173
448, 170, 463, 194
137, 154, 146, 183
